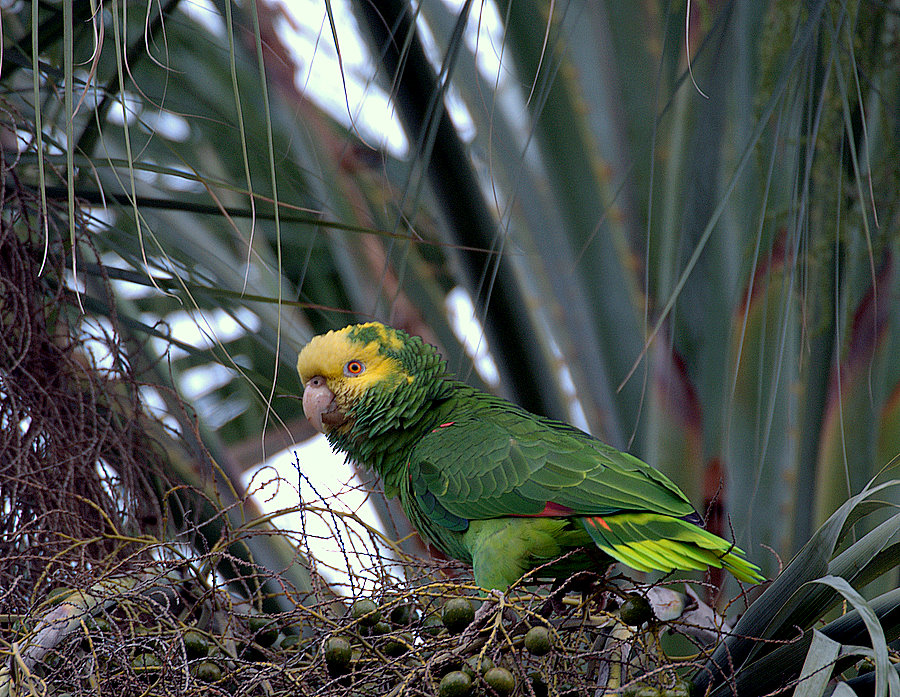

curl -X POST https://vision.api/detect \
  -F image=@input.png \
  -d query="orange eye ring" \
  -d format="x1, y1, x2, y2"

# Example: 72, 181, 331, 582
344, 360, 365, 376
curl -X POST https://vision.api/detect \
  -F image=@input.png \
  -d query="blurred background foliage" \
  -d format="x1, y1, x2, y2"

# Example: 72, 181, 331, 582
2, 0, 900, 688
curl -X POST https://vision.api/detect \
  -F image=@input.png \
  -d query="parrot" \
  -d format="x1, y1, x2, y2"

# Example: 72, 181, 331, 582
296, 322, 763, 591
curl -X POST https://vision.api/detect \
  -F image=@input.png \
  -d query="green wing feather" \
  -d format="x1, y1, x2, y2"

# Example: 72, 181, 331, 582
410, 404, 696, 522
408, 393, 762, 583
582, 513, 762, 583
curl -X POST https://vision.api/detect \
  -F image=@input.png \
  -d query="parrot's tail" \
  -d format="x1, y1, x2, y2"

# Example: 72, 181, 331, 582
580, 512, 764, 583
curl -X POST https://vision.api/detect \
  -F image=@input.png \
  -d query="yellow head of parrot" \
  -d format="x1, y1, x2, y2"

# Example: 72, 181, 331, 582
296, 323, 411, 433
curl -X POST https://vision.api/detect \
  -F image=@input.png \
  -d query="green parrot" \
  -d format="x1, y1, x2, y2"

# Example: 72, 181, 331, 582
297, 322, 762, 591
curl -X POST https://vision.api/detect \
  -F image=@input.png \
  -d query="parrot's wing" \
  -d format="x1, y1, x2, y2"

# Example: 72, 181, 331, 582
408, 410, 697, 529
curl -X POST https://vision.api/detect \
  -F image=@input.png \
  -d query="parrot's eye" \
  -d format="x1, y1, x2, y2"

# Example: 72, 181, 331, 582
344, 360, 365, 376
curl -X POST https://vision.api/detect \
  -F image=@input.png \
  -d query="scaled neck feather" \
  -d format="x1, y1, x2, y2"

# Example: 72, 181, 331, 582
327, 344, 455, 496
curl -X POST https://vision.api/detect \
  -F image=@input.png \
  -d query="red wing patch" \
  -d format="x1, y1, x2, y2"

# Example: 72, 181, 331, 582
512, 501, 576, 517
585, 515, 611, 531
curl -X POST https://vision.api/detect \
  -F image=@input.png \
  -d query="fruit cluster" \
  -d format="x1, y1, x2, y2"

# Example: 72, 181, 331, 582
8, 577, 698, 695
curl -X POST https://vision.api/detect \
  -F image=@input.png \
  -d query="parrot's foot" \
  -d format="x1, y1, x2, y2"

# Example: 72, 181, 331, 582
547, 571, 604, 615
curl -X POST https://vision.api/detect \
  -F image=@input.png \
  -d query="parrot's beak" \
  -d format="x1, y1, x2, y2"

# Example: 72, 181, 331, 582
302, 376, 346, 433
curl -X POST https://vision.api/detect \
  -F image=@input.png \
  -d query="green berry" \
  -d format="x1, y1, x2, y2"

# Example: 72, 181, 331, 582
661, 679, 691, 697
248, 615, 279, 646
484, 666, 516, 696
280, 634, 301, 650
350, 599, 382, 627
439, 670, 472, 697
421, 614, 444, 637
192, 660, 222, 682
619, 594, 654, 626
523, 625, 552, 656
132, 652, 161, 670
390, 603, 418, 626
183, 629, 209, 658
442, 598, 475, 634
371, 620, 392, 636
529, 672, 549, 697
324, 636, 353, 674
382, 632, 412, 657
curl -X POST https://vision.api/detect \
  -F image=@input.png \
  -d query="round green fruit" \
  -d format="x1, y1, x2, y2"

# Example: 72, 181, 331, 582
183, 629, 210, 658
371, 621, 392, 636
324, 636, 353, 674
192, 660, 222, 682
442, 598, 475, 634
390, 603, 418, 626
383, 632, 412, 657
88, 616, 112, 633
132, 652, 161, 670
529, 672, 549, 697
248, 615, 279, 646
350, 598, 382, 627
484, 667, 516, 696
523, 625, 552, 656
439, 670, 472, 697
280, 634, 301, 649
619, 594, 655, 626
661, 680, 691, 697
421, 614, 444, 637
